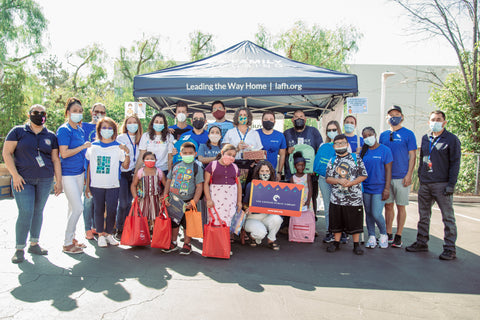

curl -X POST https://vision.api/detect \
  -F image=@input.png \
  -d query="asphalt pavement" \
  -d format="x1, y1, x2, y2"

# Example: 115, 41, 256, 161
0, 194, 479, 319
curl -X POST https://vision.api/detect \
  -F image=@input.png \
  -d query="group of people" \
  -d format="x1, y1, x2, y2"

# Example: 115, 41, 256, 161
3, 98, 461, 263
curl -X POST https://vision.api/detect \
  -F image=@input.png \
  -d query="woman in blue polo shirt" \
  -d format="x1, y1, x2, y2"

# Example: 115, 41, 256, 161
3, 104, 63, 263
360, 127, 393, 249
57, 97, 91, 254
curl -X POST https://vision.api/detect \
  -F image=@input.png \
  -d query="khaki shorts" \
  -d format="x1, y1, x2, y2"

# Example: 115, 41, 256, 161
385, 178, 411, 206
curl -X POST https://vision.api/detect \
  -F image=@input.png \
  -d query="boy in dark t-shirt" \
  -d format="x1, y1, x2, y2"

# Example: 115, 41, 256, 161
325, 134, 367, 255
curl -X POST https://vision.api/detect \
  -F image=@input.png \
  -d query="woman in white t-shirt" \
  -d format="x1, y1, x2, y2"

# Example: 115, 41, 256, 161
137, 113, 174, 176
223, 107, 263, 159
85, 117, 129, 248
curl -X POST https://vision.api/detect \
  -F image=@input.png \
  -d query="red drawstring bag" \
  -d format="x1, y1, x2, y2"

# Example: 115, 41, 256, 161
151, 200, 172, 249
121, 196, 151, 246
202, 207, 231, 259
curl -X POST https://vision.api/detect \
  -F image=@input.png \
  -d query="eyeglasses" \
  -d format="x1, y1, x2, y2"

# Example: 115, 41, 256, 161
94, 111, 106, 115
193, 117, 205, 121
334, 141, 347, 146
30, 111, 46, 116
101, 127, 113, 130
326, 129, 337, 132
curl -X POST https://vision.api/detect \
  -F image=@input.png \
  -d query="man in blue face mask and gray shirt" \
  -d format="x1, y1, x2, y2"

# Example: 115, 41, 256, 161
379, 105, 417, 248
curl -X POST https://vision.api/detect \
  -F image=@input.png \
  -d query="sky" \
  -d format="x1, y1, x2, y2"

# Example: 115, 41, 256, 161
35, 0, 459, 68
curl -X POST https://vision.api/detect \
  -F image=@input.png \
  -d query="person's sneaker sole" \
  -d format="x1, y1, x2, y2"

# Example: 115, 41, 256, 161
11, 250, 25, 263
179, 249, 192, 255
391, 242, 403, 248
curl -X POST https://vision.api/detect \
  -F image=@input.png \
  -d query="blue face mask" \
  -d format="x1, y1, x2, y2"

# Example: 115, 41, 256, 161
430, 121, 444, 133
388, 116, 402, 126
327, 131, 337, 140
70, 113, 83, 123
364, 136, 376, 146
344, 123, 355, 134
153, 123, 164, 132
101, 129, 114, 139
127, 123, 138, 133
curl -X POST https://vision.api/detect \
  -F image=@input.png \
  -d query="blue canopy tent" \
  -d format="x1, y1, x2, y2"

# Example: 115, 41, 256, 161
133, 40, 358, 118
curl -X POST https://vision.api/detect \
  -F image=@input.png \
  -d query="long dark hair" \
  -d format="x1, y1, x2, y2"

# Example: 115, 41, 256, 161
325, 120, 342, 142
251, 160, 275, 181
360, 127, 376, 159
148, 112, 168, 142
206, 125, 221, 150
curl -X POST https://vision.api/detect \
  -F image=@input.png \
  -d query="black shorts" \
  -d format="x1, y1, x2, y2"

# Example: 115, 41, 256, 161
171, 215, 186, 229
328, 202, 364, 234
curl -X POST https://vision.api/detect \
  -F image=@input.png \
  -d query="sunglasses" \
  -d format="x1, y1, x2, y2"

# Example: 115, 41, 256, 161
30, 111, 46, 116
101, 127, 113, 130
326, 129, 337, 132
193, 117, 205, 121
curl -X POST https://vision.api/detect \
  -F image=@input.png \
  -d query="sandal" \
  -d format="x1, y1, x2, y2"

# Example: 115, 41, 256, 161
249, 237, 258, 247
72, 239, 87, 248
63, 244, 84, 254
85, 230, 94, 240
268, 241, 280, 251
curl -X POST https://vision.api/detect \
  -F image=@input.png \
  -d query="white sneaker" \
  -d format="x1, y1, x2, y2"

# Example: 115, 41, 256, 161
98, 235, 107, 247
365, 235, 377, 249
105, 234, 119, 246
379, 234, 389, 249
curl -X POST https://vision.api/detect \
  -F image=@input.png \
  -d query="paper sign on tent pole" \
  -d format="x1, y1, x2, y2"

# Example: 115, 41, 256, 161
346, 97, 368, 114
125, 102, 146, 119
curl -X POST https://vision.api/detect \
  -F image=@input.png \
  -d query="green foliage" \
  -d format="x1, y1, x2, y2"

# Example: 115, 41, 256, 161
189, 31, 215, 61
255, 21, 362, 72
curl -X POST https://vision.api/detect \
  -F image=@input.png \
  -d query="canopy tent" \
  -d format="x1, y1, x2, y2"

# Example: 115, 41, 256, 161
133, 40, 358, 118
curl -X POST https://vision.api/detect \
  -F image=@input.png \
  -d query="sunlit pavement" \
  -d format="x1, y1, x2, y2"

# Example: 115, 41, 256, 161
1, 193, 479, 319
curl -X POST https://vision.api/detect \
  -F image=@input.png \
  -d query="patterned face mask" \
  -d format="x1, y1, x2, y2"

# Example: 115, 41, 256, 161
259, 173, 270, 181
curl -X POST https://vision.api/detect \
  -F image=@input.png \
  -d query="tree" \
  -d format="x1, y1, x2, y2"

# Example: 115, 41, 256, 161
189, 31, 215, 61
393, 0, 480, 148
255, 21, 362, 72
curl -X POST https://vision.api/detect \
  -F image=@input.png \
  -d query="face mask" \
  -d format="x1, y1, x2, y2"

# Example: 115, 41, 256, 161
182, 155, 195, 164
364, 136, 376, 147
262, 120, 275, 131
30, 113, 46, 126
344, 123, 355, 133
209, 134, 221, 143
430, 121, 444, 133
388, 116, 402, 126
101, 129, 114, 140
192, 119, 205, 130
176, 113, 187, 122
259, 173, 270, 181
70, 113, 83, 123
222, 154, 235, 166
294, 118, 305, 130
144, 160, 156, 168
153, 123, 164, 132
213, 110, 226, 120
327, 131, 338, 140
126, 123, 138, 133
238, 116, 248, 125
93, 115, 104, 123
334, 147, 348, 155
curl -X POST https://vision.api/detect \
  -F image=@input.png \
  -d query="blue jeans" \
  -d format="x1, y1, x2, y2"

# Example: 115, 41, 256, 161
90, 187, 119, 234
116, 171, 134, 232
12, 177, 54, 249
363, 193, 387, 236
83, 185, 95, 231
318, 175, 331, 231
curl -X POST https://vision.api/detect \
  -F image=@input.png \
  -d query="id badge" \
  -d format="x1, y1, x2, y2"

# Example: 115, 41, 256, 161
36, 154, 45, 167
298, 137, 304, 145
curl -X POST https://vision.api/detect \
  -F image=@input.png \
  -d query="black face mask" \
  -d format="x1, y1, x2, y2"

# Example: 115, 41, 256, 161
192, 119, 205, 130
262, 120, 274, 131
30, 114, 46, 126
334, 147, 348, 155
294, 118, 305, 130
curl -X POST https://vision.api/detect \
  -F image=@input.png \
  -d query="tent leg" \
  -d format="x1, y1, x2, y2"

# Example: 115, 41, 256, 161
244, 98, 247, 108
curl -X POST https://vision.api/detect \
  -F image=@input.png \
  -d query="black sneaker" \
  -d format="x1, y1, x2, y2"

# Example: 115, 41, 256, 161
340, 232, 349, 244
391, 234, 403, 248
326, 242, 340, 253
11, 250, 25, 264
322, 232, 334, 243
179, 243, 192, 255
387, 233, 394, 244
27, 244, 48, 255
406, 242, 429, 252
439, 249, 456, 260
161, 242, 179, 253
114, 231, 122, 242
353, 245, 364, 255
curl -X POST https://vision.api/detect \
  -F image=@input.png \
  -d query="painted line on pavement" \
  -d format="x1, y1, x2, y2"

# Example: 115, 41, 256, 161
432, 207, 480, 222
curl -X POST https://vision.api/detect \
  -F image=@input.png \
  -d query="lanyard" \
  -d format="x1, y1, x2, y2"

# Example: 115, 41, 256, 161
236, 127, 249, 142
126, 134, 137, 162
428, 135, 441, 161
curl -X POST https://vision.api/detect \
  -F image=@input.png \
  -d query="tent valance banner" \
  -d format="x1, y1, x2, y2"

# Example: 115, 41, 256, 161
133, 40, 358, 118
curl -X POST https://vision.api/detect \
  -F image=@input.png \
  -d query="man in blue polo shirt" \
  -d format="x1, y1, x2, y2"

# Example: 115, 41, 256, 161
379, 105, 417, 248
406, 110, 461, 260
169, 101, 193, 141
257, 111, 286, 181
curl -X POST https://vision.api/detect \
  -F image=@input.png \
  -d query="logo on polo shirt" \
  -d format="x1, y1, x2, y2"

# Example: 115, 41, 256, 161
44, 139, 51, 146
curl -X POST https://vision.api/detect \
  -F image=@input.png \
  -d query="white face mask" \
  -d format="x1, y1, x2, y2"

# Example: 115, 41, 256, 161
176, 113, 187, 123
209, 134, 221, 143
364, 136, 376, 146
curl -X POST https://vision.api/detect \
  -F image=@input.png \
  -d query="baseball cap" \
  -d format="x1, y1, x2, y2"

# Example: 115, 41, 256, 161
387, 105, 402, 115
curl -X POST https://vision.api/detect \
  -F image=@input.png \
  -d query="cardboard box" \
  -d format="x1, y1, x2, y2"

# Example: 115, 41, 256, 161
243, 150, 266, 160
0, 175, 12, 199
0, 163, 10, 176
